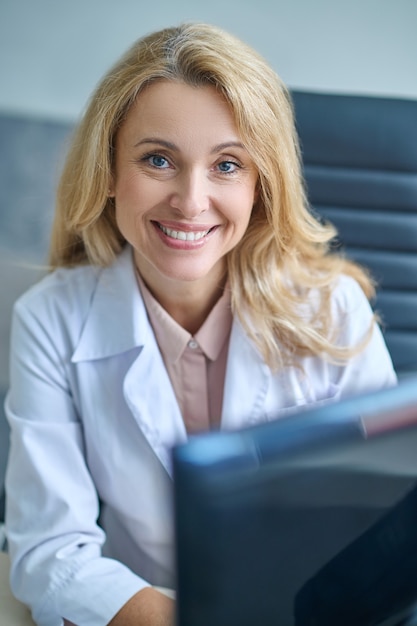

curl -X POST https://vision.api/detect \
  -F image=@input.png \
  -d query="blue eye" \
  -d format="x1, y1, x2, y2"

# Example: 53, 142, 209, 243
148, 154, 169, 168
218, 160, 238, 173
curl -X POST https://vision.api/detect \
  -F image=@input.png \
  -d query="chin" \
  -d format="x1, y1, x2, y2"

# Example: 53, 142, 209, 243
162, 265, 219, 284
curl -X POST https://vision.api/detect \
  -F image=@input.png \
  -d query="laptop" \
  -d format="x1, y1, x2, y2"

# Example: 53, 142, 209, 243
172, 377, 417, 626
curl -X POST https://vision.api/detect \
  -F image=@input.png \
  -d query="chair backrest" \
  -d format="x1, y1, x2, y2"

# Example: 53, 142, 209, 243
292, 91, 417, 377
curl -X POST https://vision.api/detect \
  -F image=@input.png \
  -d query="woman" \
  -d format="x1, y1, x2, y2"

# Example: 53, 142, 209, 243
5, 22, 396, 626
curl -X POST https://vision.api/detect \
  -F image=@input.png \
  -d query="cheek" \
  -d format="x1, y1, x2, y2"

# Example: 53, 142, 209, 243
113, 177, 162, 244
114, 203, 130, 241
116, 174, 166, 212
113, 189, 139, 239
231, 186, 256, 228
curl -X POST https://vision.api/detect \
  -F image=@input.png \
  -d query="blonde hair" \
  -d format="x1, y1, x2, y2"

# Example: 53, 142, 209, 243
50, 22, 375, 369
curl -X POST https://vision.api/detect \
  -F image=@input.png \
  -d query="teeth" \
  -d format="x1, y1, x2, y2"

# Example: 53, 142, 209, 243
158, 224, 211, 241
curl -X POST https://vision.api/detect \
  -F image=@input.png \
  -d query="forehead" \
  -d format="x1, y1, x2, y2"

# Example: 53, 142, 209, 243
118, 80, 240, 144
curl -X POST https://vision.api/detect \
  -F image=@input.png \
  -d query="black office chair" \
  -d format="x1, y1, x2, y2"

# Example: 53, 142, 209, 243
292, 91, 417, 377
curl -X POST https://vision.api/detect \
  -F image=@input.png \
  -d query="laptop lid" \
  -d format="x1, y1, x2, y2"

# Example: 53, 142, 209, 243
173, 378, 417, 626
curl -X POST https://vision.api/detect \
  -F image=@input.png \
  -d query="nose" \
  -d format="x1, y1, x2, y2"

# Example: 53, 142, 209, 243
169, 169, 210, 218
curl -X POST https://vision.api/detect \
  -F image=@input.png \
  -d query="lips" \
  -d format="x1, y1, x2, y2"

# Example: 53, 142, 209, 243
155, 222, 216, 241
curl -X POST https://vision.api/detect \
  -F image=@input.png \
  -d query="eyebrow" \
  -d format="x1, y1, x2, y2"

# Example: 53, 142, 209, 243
211, 141, 246, 153
134, 138, 247, 154
134, 138, 178, 150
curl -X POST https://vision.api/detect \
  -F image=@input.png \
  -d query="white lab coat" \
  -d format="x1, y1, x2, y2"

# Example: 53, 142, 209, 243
5, 246, 396, 625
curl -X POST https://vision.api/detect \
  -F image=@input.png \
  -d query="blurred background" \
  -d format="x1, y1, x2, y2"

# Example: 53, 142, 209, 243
0, 0, 417, 498
2, 0, 417, 121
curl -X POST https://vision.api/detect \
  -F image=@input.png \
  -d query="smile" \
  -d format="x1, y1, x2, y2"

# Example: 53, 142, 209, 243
157, 223, 214, 241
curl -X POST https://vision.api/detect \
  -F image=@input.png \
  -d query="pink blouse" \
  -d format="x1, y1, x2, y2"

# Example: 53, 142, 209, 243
136, 274, 233, 433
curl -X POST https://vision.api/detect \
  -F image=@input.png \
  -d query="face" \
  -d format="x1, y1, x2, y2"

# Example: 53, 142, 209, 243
111, 80, 258, 297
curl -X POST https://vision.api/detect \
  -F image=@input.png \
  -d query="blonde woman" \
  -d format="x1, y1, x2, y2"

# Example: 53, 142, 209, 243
5, 22, 396, 626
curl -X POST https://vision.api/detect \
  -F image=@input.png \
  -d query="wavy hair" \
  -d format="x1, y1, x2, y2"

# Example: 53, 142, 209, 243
49, 22, 375, 369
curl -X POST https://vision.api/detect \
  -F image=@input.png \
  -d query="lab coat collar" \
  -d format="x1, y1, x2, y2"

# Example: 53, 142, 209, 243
72, 246, 148, 363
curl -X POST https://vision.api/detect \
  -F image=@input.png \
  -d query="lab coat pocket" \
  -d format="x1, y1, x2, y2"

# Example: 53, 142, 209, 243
264, 381, 343, 422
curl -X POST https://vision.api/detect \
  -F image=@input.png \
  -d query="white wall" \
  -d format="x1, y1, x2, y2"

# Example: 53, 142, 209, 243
1, 0, 417, 122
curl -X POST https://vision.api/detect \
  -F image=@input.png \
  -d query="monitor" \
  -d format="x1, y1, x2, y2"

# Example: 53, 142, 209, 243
173, 378, 417, 626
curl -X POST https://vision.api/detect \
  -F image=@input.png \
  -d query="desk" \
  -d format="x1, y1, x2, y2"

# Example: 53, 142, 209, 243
0, 551, 35, 625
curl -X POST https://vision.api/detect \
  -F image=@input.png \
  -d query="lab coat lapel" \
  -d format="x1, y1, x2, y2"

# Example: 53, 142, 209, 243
71, 246, 186, 475
123, 329, 187, 477
72, 246, 147, 361
221, 318, 271, 430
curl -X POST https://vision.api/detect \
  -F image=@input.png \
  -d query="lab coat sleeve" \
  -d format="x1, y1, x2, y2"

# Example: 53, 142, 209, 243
5, 298, 148, 626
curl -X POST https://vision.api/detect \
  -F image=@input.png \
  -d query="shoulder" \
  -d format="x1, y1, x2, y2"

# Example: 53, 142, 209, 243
297, 273, 375, 347
7, 264, 107, 371
13, 247, 135, 324
297, 273, 371, 324
330, 273, 372, 318
14, 263, 101, 325
326, 274, 378, 352
332, 273, 368, 302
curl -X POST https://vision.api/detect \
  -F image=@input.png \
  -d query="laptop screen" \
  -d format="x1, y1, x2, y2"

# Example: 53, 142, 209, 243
173, 378, 417, 626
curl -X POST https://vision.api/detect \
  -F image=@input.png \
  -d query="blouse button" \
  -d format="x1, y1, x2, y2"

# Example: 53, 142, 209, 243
188, 339, 199, 350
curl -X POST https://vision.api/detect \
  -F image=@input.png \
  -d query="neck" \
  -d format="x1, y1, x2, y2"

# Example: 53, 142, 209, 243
157, 282, 225, 335
135, 259, 227, 335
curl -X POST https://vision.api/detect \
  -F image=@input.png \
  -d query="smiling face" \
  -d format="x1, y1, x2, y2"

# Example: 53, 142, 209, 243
111, 80, 258, 301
